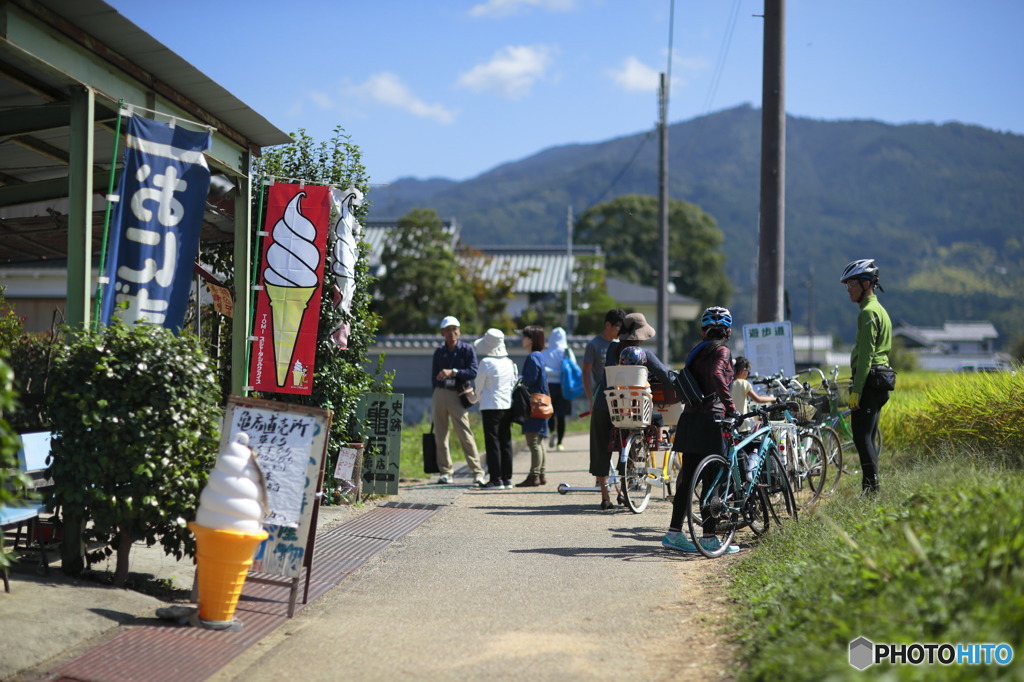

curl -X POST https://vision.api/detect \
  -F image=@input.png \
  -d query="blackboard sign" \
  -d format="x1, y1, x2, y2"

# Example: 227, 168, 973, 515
221, 396, 331, 582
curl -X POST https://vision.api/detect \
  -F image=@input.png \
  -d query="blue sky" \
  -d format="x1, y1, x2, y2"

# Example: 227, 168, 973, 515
107, 0, 1024, 185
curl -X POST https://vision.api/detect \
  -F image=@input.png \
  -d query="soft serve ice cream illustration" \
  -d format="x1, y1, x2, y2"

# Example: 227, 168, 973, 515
263, 191, 322, 387
189, 432, 269, 627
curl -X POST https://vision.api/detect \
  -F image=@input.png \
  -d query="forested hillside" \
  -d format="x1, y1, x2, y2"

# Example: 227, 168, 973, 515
368, 105, 1024, 347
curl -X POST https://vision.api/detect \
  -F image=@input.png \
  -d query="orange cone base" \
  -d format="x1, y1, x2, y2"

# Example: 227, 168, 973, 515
189, 522, 268, 624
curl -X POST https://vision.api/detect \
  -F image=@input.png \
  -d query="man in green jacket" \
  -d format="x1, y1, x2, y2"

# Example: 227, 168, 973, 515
841, 259, 892, 493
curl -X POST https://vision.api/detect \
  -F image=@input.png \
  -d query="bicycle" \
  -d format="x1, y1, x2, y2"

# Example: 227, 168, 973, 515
606, 381, 681, 513
752, 374, 829, 508
685, 403, 799, 558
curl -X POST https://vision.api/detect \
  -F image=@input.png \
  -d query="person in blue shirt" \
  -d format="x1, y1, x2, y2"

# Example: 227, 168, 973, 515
431, 315, 486, 485
514, 325, 550, 487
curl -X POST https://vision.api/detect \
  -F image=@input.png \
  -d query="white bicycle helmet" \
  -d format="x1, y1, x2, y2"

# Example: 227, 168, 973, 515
840, 259, 879, 283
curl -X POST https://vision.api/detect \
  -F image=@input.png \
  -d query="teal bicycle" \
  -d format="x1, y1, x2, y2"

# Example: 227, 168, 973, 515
685, 403, 799, 559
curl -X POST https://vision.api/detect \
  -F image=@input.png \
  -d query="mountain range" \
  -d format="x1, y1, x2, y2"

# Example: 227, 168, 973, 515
367, 104, 1024, 348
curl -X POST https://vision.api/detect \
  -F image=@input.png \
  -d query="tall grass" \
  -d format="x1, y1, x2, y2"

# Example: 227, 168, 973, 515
883, 370, 1024, 457
731, 370, 1024, 681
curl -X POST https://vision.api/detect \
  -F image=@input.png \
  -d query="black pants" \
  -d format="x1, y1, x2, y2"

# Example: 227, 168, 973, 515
548, 383, 568, 444
851, 387, 889, 492
669, 413, 727, 534
481, 408, 514, 482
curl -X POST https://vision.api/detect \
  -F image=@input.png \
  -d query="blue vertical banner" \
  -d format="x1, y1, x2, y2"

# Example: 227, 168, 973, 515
100, 113, 212, 332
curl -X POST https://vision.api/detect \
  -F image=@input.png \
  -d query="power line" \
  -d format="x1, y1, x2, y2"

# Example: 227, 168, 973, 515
586, 129, 656, 209
701, 0, 743, 115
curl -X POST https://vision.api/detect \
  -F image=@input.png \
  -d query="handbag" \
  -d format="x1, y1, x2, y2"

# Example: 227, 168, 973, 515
867, 364, 897, 391
422, 423, 439, 474
561, 349, 584, 401
457, 381, 479, 408
530, 392, 554, 419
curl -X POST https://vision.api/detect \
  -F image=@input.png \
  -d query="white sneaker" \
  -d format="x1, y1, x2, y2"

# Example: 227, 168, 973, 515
437, 474, 452, 484
473, 473, 487, 486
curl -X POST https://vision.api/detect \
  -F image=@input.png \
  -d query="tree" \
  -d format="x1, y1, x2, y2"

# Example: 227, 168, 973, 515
251, 128, 391, 488
372, 208, 477, 333
575, 194, 731, 357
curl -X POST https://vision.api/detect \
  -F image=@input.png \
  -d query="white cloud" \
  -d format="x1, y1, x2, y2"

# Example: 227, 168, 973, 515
457, 45, 555, 99
308, 91, 333, 109
468, 0, 576, 18
349, 72, 455, 124
608, 56, 661, 93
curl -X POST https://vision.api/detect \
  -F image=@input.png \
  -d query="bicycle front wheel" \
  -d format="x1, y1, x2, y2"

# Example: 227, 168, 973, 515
792, 432, 827, 508
760, 445, 798, 526
819, 425, 843, 495
686, 454, 738, 558
621, 433, 652, 513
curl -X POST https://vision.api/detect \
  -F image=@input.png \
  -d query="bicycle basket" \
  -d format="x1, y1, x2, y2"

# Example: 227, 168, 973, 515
605, 387, 654, 428
791, 397, 821, 425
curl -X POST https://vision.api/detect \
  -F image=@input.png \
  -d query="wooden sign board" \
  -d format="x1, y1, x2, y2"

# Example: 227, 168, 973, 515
222, 396, 331, 596
356, 393, 403, 496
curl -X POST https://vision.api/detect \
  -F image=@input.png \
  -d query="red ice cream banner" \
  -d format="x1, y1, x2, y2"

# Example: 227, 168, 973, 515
249, 183, 331, 395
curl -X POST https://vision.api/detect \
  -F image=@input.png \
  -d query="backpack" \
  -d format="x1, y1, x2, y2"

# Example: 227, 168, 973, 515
673, 341, 710, 409
561, 348, 584, 400
510, 379, 532, 424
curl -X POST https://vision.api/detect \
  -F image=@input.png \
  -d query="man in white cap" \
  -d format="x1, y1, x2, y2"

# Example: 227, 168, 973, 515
431, 315, 486, 484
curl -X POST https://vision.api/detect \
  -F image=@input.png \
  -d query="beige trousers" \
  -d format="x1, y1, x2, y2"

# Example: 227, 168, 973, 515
432, 387, 484, 477
524, 432, 546, 476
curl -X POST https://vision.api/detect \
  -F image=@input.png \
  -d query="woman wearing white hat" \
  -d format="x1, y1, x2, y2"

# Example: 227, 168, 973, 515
474, 329, 517, 489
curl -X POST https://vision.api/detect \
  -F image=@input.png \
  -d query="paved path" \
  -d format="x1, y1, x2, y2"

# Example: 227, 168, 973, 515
212, 430, 740, 681
2, 429, 740, 681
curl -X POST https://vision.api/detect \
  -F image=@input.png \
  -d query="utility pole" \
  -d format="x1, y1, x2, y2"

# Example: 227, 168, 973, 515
757, 0, 786, 323
807, 264, 815, 364
565, 205, 574, 333
657, 72, 670, 361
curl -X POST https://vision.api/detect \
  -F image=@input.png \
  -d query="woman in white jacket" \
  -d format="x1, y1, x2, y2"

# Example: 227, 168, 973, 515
540, 327, 574, 451
474, 329, 518, 489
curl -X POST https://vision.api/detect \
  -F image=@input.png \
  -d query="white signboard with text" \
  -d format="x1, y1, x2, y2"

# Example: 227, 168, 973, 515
742, 321, 796, 380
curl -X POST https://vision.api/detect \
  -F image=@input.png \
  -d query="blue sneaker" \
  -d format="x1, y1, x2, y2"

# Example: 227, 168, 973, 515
661, 533, 698, 552
697, 536, 740, 554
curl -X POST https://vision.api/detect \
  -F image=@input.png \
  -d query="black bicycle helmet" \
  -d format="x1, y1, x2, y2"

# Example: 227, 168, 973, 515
701, 306, 733, 328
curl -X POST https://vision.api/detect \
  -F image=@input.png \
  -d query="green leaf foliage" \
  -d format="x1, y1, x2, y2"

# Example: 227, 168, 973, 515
575, 194, 731, 355
253, 128, 392, 490
0, 351, 32, 572
46, 321, 221, 577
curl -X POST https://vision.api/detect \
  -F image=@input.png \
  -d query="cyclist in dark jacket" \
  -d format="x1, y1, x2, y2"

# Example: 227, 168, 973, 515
662, 306, 740, 555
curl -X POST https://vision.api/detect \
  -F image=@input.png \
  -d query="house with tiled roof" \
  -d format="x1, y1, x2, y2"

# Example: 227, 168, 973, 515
893, 321, 1011, 371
